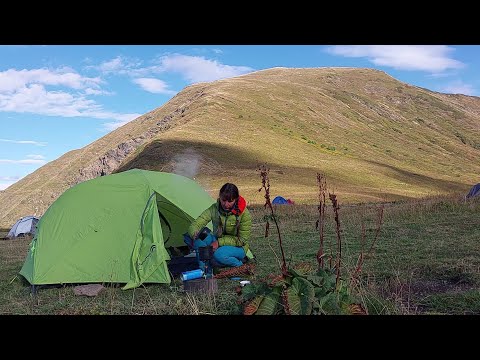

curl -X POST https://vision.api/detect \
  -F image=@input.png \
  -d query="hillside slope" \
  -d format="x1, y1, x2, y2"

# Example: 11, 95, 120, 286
1, 67, 479, 227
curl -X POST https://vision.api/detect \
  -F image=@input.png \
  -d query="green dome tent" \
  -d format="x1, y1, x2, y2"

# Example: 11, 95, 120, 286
19, 169, 215, 290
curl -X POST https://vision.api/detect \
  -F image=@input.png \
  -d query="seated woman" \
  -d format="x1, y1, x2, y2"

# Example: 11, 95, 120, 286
186, 183, 253, 270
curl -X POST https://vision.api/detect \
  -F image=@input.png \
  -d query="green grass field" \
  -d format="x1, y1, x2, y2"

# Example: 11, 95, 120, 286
1, 194, 479, 315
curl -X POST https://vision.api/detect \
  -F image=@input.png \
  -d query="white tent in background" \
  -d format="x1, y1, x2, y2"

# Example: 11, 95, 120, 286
7, 216, 40, 238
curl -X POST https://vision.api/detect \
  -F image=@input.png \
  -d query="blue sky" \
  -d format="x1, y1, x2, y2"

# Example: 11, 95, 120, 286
1, 45, 478, 190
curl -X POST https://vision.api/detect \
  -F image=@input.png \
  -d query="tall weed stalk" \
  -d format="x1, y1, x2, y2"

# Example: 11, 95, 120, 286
240, 164, 368, 315
257, 164, 287, 276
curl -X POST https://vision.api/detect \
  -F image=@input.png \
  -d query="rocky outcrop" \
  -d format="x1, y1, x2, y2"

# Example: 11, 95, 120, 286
74, 89, 205, 184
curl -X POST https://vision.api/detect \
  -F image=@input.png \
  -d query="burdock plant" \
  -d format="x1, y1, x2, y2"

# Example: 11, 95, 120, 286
240, 165, 367, 315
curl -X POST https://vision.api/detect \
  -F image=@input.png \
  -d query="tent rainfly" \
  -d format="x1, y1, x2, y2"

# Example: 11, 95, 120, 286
272, 196, 294, 205
19, 169, 214, 290
466, 183, 480, 199
7, 216, 40, 238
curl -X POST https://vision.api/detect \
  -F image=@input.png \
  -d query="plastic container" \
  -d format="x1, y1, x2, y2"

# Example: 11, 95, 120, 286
181, 269, 204, 281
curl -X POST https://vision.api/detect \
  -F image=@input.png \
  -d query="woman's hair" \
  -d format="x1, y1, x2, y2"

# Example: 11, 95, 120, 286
219, 183, 239, 202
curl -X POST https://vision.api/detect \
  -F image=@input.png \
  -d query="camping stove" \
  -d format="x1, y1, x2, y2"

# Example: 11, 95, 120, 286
198, 245, 214, 278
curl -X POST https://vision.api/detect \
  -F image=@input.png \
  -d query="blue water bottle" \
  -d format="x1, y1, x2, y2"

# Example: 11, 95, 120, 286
181, 269, 204, 281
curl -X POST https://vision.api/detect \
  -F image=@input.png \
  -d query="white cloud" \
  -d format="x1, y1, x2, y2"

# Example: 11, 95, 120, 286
99, 57, 124, 72
103, 120, 132, 131
88, 53, 254, 87
84, 88, 114, 96
0, 68, 102, 93
102, 113, 143, 131
0, 84, 96, 116
132, 78, 176, 94
0, 55, 253, 125
92, 112, 141, 122
26, 154, 45, 160
94, 54, 254, 83
92, 56, 143, 76
0, 67, 135, 122
0, 158, 46, 164
440, 80, 475, 95
0, 139, 47, 146
0, 176, 20, 181
0, 83, 138, 122
426, 71, 457, 79
153, 54, 254, 83
326, 45, 464, 73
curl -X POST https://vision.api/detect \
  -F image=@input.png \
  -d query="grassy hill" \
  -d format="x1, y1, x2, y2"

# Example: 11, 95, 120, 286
1, 67, 479, 227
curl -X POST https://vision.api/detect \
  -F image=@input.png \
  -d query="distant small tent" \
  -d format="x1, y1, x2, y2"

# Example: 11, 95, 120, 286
7, 216, 40, 239
466, 183, 480, 199
272, 196, 294, 205
272, 196, 288, 204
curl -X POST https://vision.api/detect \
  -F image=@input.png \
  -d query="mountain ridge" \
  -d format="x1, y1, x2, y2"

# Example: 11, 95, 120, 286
1, 67, 479, 227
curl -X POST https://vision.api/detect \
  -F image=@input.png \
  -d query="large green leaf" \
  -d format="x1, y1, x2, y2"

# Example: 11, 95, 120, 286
290, 277, 315, 315
256, 286, 282, 315
244, 295, 265, 315
291, 262, 315, 275
288, 267, 307, 279
286, 288, 302, 315
314, 286, 327, 298
242, 281, 269, 301
306, 274, 324, 287
318, 292, 341, 315
323, 272, 337, 292
336, 280, 354, 305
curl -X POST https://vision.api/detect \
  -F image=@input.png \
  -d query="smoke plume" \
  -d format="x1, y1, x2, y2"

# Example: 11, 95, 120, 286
172, 148, 202, 179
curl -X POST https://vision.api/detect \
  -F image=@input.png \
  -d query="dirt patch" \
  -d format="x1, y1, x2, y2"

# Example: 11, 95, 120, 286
409, 279, 475, 297
374, 276, 476, 314
407, 278, 477, 314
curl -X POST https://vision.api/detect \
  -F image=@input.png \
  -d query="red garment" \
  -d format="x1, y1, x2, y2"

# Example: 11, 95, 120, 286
231, 195, 247, 215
